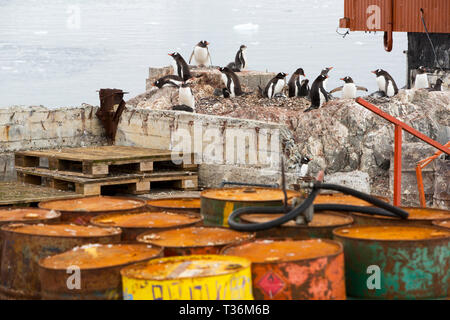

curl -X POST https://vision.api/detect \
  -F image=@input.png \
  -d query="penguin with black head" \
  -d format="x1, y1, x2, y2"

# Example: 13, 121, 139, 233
172, 82, 196, 113
227, 45, 248, 72
288, 68, 306, 98
330, 77, 368, 99
189, 40, 212, 67
299, 79, 310, 97
299, 156, 312, 177
169, 52, 192, 81
153, 75, 184, 89
259, 72, 288, 98
304, 74, 329, 112
427, 78, 443, 92
371, 69, 398, 97
414, 66, 429, 89
218, 67, 243, 97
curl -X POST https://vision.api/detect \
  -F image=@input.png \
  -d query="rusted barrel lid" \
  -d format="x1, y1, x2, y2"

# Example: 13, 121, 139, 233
137, 227, 254, 248
91, 211, 202, 229
222, 239, 343, 263
433, 220, 450, 229
146, 198, 201, 210
353, 207, 450, 222
0, 208, 60, 223
39, 244, 162, 270
121, 255, 251, 280
38, 196, 146, 213
333, 225, 450, 241
201, 187, 299, 202
240, 212, 353, 228
0, 223, 121, 237
314, 194, 389, 206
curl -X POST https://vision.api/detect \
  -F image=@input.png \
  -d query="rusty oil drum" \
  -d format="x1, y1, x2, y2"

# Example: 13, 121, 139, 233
121, 255, 253, 300
137, 226, 255, 256
146, 197, 201, 214
38, 243, 163, 300
351, 207, 450, 227
433, 220, 450, 230
222, 239, 346, 300
0, 223, 121, 299
333, 225, 450, 299
38, 196, 147, 225
91, 210, 203, 241
201, 187, 300, 227
314, 193, 390, 207
0, 208, 61, 274
240, 212, 353, 240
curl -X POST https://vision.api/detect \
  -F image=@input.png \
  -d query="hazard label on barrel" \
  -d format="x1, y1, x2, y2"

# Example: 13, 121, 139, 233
257, 271, 285, 298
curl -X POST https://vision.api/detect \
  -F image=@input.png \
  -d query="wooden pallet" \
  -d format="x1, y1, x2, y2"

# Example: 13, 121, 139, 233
0, 182, 80, 206
15, 146, 197, 178
16, 167, 198, 196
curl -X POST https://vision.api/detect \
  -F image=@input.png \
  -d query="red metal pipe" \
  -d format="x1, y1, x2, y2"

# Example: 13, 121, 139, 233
394, 125, 402, 206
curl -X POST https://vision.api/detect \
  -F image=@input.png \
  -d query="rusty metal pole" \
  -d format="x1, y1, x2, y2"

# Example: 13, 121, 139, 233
415, 165, 426, 207
394, 125, 402, 206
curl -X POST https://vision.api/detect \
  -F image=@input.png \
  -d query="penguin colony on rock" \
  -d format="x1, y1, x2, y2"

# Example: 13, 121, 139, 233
153, 41, 443, 115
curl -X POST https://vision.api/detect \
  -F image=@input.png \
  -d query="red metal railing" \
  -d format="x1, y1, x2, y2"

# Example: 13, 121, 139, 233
356, 98, 450, 207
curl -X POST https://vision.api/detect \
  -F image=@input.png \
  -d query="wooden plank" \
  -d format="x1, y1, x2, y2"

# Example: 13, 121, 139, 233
0, 182, 79, 206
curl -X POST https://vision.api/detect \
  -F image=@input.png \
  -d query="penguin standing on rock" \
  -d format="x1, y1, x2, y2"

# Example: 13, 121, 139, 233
320, 67, 333, 91
153, 75, 184, 89
299, 79, 310, 97
304, 74, 329, 112
288, 68, 306, 98
371, 69, 398, 97
218, 67, 243, 97
172, 83, 195, 113
227, 45, 248, 72
330, 77, 368, 99
427, 78, 443, 92
259, 72, 288, 98
414, 66, 429, 89
169, 52, 192, 81
189, 40, 212, 67
299, 156, 312, 177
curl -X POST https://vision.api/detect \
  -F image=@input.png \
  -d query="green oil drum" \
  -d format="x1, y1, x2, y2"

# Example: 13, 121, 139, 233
200, 187, 299, 227
333, 225, 450, 299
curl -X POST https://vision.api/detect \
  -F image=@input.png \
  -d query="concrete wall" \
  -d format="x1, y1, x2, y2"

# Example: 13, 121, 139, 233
0, 105, 106, 181
116, 107, 285, 188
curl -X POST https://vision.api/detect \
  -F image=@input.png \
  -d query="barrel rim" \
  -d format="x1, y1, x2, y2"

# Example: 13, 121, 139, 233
120, 254, 252, 281
200, 187, 300, 202
221, 238, 344, 264
0, 206, 61, 223
240, 211, 354, 229
38, 243, 164, 271
146, 197, 201, 211
136, 226, 256, 248
38, 195, 147, 213
432, 219, 450, 229
0, 223, 122, 238
332, 224, 450, 243
351, 207, 450, 222
90, 210, 203, 230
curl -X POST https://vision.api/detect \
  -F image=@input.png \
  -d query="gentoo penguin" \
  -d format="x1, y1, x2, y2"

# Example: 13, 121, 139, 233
172, 83, 195, 112
189, 40, 212, 67
371, 69, 398, 97
168, 52, 192, 81
427, 78, 443, 92
288, 68, 306, 98
153, 75, 184, 89
299, 156, 312, 177
259, 72, 288, 98
218, 67, 243, 97
299, 79, 310, 97
320, 67, 333, 91
414, 66, 429, 89
304, 74, 329, 112
330, 77, 368, 99
226, 45, 248, 72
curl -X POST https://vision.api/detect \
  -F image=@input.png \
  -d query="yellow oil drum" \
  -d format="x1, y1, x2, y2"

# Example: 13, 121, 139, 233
146, 197, 201, 214
120, 255, 253, 300
433, 219, 450, 230
314, 193, 390, 206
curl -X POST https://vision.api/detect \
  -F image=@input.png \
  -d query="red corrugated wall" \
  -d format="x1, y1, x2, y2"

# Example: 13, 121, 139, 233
341, 0, 450, 33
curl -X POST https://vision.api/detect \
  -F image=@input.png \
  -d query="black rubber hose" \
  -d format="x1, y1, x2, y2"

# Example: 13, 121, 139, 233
314, 204, 400, 218
316, 183, 409, 219
228, 188, 320, 232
